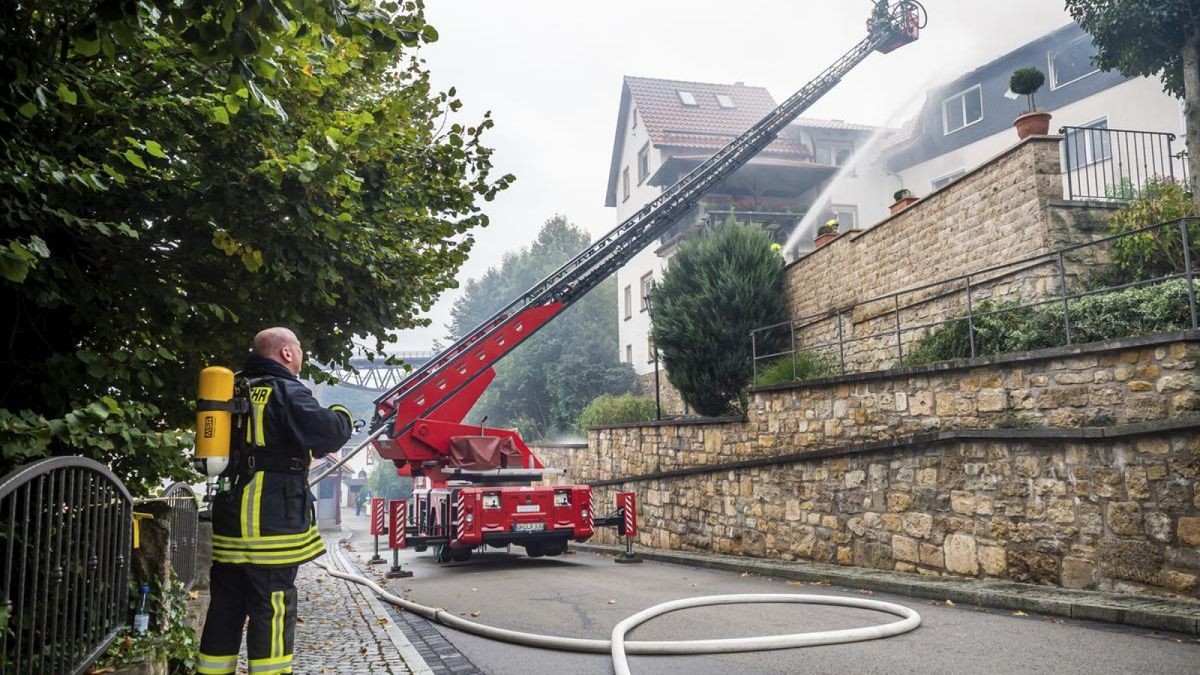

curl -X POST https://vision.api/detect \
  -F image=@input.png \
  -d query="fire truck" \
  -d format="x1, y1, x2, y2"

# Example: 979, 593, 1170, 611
361, 1, 925, 563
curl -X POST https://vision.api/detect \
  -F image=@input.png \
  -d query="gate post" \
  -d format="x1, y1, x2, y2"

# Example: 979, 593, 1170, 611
368, 497, 386, 565
614, 492, 642, 564
386, 500, 413, 578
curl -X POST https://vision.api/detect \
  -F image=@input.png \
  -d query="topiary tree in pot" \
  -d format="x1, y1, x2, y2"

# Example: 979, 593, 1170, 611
1010, 66, 1052, 138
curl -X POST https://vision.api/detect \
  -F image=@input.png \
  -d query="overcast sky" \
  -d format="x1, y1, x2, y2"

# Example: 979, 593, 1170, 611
386, 0, 1074, 351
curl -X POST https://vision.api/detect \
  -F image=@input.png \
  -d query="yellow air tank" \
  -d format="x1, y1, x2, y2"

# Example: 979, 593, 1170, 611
195, 366, 234, 477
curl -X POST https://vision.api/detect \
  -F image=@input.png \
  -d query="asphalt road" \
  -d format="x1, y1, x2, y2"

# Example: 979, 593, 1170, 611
356, 544, 1200, 675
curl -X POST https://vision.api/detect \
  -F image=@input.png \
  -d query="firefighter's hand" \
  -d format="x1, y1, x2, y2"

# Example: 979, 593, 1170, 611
329, 404, 353, 429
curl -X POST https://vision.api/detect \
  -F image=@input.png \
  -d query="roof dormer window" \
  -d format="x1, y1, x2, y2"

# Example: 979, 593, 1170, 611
716, 94, 735, 109
677, 91, 698, 106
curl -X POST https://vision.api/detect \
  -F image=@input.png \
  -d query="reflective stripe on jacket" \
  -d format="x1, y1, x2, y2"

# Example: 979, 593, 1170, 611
212, 354, 353, 567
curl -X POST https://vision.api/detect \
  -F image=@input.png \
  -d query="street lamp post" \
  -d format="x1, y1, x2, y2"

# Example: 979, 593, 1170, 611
643, 290, 661, 421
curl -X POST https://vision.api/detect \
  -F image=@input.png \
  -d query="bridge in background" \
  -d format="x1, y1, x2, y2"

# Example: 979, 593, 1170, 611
322, 352, 434, 391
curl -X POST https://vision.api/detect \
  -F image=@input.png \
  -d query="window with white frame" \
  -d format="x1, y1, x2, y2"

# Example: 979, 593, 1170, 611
625, 344, 633, 363
1063, 118, 1111, 171
831, 205, 858, 229
942, 84, 982, 135
647, 336, 655, 363
639, 272, 653, 311
678, 91, 698, 106
622, 167, 630, 202
930, 169, 966, 191
637, 143, 650, 184
1049, 35, 1100, 90
715, 93, 735, 109
623, 284, 632, 319
815, 140, 855, 166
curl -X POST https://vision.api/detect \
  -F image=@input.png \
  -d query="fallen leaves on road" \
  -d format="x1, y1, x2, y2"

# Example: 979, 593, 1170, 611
1011, 610, 1028, 617
740, 572, 750, 577
944, 599, 956, 607
1042, 615, 1063, 624
471, 610, 481, 617
376, 618, 389, 625
608, 599, 617, 604
857, 589, 873, 595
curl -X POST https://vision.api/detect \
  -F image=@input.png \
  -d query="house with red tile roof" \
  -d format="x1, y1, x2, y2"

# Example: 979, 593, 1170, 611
605, 75, 882, 378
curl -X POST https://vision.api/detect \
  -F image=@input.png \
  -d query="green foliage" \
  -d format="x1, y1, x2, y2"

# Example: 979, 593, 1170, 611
96, 579, 198, 674
0, 2, 511, 490
753, 352, 837, 387
1009, 66, 1046, 111
576, 394, 657, 430
1009, 67, 1045, 95
1065, 0, 1196, 99
903, 280, 1193, 366
651, 219, 789, 416
1105, 179, 1199, 284
368, 453, 414, 501
447, 216, 636, 439
893, 188, 913, 202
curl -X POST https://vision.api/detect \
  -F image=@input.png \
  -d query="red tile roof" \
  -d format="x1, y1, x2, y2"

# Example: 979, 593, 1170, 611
625, 76, 805, 157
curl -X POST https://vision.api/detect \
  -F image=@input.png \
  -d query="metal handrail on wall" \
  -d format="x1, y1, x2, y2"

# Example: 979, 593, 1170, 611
1060, 125, 1189, 202
160, 482, 199, 590
752, 217, 1200, 385
0, 456, 133, 675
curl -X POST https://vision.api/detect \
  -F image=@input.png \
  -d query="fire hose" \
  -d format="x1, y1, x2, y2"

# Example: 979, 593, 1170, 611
316, 546, 921, 675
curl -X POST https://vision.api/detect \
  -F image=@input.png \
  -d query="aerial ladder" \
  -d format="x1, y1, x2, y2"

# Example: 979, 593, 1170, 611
341, 1, 925, 562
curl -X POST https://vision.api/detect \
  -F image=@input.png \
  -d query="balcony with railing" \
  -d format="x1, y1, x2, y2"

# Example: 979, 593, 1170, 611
1060, 125, 1190, 202
656, 194, 810, 253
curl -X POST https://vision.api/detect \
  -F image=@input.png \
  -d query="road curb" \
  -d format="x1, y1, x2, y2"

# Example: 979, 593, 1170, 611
572, 542, 1200, 635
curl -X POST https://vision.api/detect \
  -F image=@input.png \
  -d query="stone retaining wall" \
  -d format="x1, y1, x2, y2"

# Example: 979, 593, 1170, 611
543, 333, 1200, 598
778, 137, 1115, 373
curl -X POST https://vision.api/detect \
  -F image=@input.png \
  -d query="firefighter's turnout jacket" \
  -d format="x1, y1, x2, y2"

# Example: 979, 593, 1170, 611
210, 354, 353, 567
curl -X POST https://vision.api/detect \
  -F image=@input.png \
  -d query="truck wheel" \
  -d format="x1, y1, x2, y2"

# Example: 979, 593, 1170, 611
451, 547, 473, 562
435, 545, 454, 563
525, 543, 544, 558
543, 540, 567, 557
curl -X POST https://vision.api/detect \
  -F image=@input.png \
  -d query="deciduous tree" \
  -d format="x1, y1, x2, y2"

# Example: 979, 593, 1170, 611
0, 1, 511, 492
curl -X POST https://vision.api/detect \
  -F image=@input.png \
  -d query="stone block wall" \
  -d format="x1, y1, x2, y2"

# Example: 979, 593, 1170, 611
544, 334, 1200, 598
777, 137, 1116, 374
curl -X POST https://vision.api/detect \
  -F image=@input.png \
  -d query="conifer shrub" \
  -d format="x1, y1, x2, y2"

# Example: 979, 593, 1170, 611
650, 219, 788, 416
753, 351, 837, 386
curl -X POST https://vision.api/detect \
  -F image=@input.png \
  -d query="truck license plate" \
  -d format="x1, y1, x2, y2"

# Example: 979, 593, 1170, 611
514, 522, 545, 532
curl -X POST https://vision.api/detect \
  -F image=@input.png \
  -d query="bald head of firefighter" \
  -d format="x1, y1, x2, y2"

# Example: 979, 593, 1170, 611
199, 327, 353, 675
252, 327, 304, 376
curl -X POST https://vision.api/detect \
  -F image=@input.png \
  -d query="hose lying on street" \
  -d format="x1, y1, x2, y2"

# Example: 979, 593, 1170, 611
317, 547, 921, 675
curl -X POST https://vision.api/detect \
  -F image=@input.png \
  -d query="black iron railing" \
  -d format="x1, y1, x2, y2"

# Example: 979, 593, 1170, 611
752, 217, 1200, 384
0, 457, 133, 675
161, 482, 198, 590
1060, 125, 1189, 202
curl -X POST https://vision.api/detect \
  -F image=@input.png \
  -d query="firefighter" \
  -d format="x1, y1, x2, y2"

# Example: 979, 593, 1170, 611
197, 327, 353, 675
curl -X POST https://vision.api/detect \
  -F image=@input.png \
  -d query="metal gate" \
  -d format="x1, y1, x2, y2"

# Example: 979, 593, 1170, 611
0, 456, 133, 674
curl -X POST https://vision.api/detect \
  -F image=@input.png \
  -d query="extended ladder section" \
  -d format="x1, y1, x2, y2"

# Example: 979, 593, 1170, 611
371, 3, 924, 454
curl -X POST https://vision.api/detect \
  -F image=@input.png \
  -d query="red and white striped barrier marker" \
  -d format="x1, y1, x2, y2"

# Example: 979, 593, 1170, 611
386, 500, 413, 578
368, 497, 386, 564
455, 491, 467, 540
615, 491, 642, 564
389, 500, 407, 549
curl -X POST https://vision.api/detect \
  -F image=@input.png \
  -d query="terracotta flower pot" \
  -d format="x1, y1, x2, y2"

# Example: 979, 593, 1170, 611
814, 232, 838, 249
889, 196, 919, 215
1014, 111, 1052, 139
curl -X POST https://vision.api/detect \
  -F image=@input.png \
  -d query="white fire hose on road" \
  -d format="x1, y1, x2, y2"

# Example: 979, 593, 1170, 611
317, 546, 921, 675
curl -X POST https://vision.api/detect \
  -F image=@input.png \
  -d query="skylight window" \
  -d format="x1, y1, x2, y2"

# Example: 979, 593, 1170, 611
677, 90, 698, 106
716, 94, 736, 109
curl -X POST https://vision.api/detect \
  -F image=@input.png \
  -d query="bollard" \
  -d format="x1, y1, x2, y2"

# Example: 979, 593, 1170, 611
386, 500, 413, 578
614, 491, 642, 564
368, 497, 386, 565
